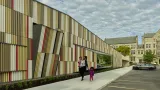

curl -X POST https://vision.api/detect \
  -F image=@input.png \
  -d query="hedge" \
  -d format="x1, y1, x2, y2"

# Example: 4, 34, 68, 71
0, 67, 121, 90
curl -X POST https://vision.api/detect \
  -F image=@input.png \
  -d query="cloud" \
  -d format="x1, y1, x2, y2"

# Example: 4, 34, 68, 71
38, 0, 160, 44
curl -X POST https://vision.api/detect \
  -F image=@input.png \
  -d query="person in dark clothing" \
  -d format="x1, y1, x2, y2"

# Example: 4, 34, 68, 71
84, 56, 88, 71
79, 66, 86, 81
78, 57, 86, 81
78, 56, 82, 71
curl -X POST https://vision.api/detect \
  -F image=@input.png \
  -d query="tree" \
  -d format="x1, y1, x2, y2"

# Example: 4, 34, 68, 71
97, 54, 111, 65
103, 55, 111, 65
116, 46, 131, 56
143, 50, 155, 63
97, 54, 103, 64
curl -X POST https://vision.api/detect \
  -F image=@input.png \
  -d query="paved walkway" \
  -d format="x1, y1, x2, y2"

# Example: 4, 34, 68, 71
25, 66, 132, 90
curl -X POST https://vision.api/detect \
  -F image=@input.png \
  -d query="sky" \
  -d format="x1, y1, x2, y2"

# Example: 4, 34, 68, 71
38, 0, 160, 44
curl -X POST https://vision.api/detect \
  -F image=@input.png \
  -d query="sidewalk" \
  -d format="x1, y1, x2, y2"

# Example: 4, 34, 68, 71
25, 66, 132, 90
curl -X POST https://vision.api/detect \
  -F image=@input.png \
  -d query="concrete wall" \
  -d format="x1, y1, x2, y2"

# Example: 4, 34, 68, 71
122, 56, 130, 67
122, 60, 130, 67
122, 56, 130, 61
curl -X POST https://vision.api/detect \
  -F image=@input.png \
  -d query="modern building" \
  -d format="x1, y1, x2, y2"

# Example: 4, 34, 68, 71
105, 36, 138, 63
0, 0, 125, 83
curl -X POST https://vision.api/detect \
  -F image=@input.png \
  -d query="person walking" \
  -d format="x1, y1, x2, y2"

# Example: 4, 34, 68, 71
84, 56, 88, 71
89, 67, 94, 81
78, 57, 82, 72
78, 56, 86, 81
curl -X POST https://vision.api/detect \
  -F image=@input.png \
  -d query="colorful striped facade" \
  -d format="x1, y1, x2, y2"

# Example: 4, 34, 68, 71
0, 0, 123, 82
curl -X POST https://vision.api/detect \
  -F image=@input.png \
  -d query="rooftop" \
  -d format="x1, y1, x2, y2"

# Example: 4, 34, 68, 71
104, 36, 137, 45
143, 33, 155, 38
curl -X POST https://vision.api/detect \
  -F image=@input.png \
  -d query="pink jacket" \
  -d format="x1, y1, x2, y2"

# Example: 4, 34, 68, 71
89, 68, 94, 76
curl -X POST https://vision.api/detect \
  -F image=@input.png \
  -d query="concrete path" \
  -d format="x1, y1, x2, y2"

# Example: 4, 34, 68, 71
25, 66, 132, 90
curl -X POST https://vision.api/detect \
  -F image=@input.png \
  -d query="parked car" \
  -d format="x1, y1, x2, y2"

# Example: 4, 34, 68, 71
132, 63, 156, 70
97, 64, 103, 69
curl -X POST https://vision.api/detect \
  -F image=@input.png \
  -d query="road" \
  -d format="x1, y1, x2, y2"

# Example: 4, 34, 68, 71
101, 67, 160, 90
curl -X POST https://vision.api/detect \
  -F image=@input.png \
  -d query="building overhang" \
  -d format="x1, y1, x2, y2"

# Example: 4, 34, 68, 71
74, 44, 111, 56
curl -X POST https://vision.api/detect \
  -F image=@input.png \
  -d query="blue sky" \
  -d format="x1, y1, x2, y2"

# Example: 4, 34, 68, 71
38, 0, 160, 44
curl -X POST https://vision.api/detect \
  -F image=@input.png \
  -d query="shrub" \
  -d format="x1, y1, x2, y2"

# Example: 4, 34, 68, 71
5, 85, 9, 90
71, 75, 73, 78
23, 81, 28, 88
59, 76, 62, 80
59, 76, 63, 80
46, 78, 50, 83
0, 86, 2, 90
54, 77, 57, 81
65, 76, 67, 79
28, 81, 32, 87
33, 80, 38, 86
48, 77, 52, 82
17, 82, 23, 89
44, 79, 47, 83
40, 80, 44, 84
68, 75, 72, 78
50, 77, 54, 81
10, 84, 15, 89
48, 77, 53, 82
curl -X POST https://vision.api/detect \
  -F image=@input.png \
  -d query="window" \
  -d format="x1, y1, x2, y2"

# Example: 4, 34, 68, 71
141, 50, 143, 54
132, 45, 136, 49
131, 50, 135, 54
148, 44, 151, 48
125, 45, 129, 48
138, 50, 140, 54
153, 44, 156, 48
131, 56, 135, 61
130, 57, 135, 61
146, 44, 148, 48
139, 59, 143, 63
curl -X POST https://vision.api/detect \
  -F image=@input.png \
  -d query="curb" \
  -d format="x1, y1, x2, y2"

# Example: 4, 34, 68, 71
97, 67, 132, 90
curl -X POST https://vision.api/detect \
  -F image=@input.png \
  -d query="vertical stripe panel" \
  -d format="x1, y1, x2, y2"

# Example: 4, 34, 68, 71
33, 1, 37, 23
46, 54, 52, 76
56, 33, 63, 54
29, 17, 33, 39
38, 53, 45, 77
50, 30, 57, 53
0, 5, 2, 32
44, 6, 47, 26
38, 26, 45, 52
28, 60, 32, 79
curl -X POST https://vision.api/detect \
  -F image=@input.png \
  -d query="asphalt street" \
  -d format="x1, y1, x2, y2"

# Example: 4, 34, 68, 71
101, 66, 160, 90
